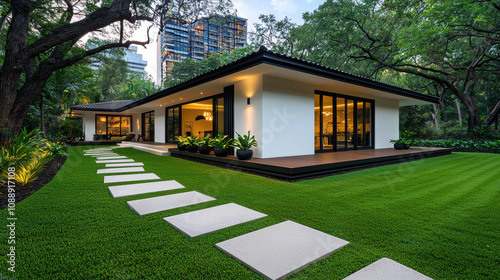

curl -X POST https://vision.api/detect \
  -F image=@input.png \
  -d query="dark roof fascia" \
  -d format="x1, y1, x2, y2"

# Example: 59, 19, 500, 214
260, 52, 439, 104
69, 107, 120, 112
72, 50, 437, 113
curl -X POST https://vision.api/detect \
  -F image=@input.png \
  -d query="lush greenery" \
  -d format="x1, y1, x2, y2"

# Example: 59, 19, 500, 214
0, 128, 66, 186
163, 46, 257, 87
390, 130, 415, 146
197, 134, 212, 147
249, 0, 499, 135
413, 139, 500, 153
0, 147, 498, 279
234, 131, 257, 150
209, 134, 234, 149
0, 0, 234, 135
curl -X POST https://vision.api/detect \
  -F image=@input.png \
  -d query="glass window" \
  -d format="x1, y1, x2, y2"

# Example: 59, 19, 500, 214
336, 97, 346, 150
322, 96, 334, 150
216, 97, 224, 135
314, 94, 320, 150
347, 99, 354, 149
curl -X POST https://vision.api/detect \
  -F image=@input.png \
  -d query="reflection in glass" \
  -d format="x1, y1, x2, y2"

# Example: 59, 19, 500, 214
347, 99, 354, 149
336, 97, 346, 149
322, 96, 334, 150
216, 97, 224, 135
314, 94, 320, 150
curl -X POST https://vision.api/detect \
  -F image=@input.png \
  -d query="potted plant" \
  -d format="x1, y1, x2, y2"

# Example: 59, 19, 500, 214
175, 136, 188, 151
390, 130, 415, 150
184, 135, 199, 153
197, 134, 212, 155
234, 131, 257, 160
209, 134, 234, 157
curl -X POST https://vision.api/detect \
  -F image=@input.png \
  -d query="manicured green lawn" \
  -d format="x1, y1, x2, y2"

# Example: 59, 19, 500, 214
1, 147, 499, 279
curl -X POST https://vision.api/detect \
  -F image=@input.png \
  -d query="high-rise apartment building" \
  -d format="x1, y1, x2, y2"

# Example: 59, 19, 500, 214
124, 45, 148, 74
159, 14, 247, 81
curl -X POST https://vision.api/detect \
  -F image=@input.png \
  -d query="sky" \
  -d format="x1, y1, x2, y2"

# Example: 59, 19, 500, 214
132, 0, 324, 83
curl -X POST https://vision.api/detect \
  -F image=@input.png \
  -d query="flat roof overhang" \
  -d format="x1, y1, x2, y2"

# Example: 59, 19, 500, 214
71, 51, 438, 115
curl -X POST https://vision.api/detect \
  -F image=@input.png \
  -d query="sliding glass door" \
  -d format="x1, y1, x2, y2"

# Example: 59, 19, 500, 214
315, 91, 374, 152
142, 111, 155, 141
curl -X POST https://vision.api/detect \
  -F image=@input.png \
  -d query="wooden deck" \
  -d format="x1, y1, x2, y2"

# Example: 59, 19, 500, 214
171, 147, 452, 180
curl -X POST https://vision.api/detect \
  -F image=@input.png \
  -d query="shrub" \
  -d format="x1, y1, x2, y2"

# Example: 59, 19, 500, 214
412, 139, 500, 153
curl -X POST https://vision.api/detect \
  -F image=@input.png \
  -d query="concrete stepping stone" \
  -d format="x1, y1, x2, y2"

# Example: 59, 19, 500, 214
108, 180, 185, 198
127, 191, 215, 216
343, 258, 433, 280
96, 156, 127, 160
105, 162, 144, 167
97, 167, 145, 174
96, 159, 134, 164
164, 203, 267, 238
103, 173, 160, 184
216, 220, 349, 280
87, 154, 119, 157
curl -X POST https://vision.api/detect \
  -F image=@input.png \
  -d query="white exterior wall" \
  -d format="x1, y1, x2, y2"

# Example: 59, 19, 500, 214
154, 108, 166, 143
261, 76, 315, 158
234, 75, 264, 157
83, 112, 95, 141
374, 98, 399, 148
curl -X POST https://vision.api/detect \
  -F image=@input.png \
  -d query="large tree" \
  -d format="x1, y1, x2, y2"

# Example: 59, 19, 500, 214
0, 0, 233, 135
294, 0, 499, 132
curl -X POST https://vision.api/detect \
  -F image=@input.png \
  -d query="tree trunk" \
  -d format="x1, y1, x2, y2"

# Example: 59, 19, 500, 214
431, 104, 441, 130
40, 95, 46, 139
455, 99, 462, 124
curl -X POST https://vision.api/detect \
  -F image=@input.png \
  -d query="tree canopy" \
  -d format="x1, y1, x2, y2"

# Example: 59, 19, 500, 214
0, 0, 234, 135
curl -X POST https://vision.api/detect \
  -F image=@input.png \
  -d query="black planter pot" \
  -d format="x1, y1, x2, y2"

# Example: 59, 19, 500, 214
394, 143, 410, 150
178, 144, 187, 151
187, 145, 199, 153
213, 148, 230, 157
236, 149, 253, 160
199, 146, 212, 155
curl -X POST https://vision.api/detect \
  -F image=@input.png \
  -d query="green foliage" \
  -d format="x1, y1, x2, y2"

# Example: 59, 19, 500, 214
390, 130, 415, 145
175, 135, 186, 145
0, 128, 65, 185
183, 135, 199, 146
1, 147, 499, 279
413, 139, 500, 153
234, 131, 257, 150
197, 134, 211, 147
209, 133, 234, 149
164, 46, 257, 87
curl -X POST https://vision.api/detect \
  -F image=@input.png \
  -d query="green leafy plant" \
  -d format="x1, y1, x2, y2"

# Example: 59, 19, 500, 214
197, 134, 211, 147
175, 136, 186, 145
390, 130, 415, 145
209, 134, 234, 149
234, 131, 257, 151
183, 135, 199, 146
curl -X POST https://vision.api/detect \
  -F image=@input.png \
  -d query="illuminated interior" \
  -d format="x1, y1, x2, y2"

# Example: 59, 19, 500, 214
166, 95, 224, 142
95, 115, 132, 139
315, 92, 372, 151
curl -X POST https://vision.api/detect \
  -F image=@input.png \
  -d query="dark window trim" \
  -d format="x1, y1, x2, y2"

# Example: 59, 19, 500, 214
142, 110, 155, 142
95, 114, 133, 138
314, 90, 374, 153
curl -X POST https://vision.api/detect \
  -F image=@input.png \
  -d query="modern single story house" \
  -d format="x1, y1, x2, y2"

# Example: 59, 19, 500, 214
71, 47, 437, 159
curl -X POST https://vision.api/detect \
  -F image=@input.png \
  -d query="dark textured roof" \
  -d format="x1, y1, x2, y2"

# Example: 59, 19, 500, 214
71, 100, 134, 111
72, 47, 438, 112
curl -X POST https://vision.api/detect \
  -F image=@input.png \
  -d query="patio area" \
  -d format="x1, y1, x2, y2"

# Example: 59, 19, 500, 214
170, 147, 452, 180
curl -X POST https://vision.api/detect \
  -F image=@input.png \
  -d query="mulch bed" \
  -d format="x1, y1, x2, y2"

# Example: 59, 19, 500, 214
0, 156, 67, 210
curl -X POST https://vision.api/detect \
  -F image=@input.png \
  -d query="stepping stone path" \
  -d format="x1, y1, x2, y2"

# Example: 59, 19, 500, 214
96, 159, 134, 164
105, 162, 144, 167
96, 156, 127, 160
109, 180, 184, 198
97, 167, 145, 174
343, 258, 433, 280
164, 203, 267, 238
104, 173, 160, 184
127, 191, 215, 215
85, 146, 432, 280
216, 220, 349, 280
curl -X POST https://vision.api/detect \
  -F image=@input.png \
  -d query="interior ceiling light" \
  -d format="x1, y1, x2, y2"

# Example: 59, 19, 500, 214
195, 115, 206, 121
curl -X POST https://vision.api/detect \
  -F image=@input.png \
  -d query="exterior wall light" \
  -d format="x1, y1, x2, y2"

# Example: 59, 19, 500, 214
247, 98, 250, 105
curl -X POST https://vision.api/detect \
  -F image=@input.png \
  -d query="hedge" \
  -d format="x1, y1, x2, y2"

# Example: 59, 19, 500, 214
412, 139, 500, 153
